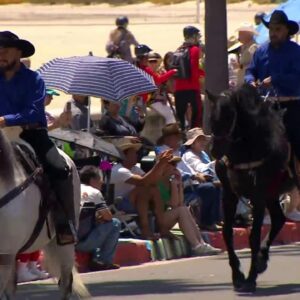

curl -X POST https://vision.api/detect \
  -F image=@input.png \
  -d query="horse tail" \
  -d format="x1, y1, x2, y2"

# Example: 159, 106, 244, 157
43, 239, 90, 299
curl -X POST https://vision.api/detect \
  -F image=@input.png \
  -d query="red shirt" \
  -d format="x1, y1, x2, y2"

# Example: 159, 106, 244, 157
174, 45, 205, 92
138, 64, 177, 102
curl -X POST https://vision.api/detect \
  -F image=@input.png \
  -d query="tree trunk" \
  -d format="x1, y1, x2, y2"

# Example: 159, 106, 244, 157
203, 0, 228, 131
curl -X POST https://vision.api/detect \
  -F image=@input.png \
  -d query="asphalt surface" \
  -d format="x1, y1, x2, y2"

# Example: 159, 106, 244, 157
17, 244, 300, 300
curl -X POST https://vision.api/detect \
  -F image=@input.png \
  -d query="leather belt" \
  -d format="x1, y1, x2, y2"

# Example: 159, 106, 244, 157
268, 96, 300, 102
22, 123, 44, 130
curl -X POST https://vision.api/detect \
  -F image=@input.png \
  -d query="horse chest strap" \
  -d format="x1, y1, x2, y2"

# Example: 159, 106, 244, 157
0, 167, 42, 209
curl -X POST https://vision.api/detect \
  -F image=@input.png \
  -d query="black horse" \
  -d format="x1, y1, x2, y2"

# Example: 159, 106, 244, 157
207, 84, 296, 293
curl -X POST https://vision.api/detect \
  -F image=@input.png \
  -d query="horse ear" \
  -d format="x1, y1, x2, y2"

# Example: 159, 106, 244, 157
206, 89, 218, 104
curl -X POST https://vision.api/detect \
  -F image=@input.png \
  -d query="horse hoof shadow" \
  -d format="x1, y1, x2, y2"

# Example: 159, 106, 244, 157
236, 282, 257, 294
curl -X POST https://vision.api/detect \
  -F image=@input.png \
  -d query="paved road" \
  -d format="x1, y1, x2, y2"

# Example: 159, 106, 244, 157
17, 244, 300, 300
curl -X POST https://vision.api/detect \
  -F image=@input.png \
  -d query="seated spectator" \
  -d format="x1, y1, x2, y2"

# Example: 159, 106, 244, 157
65, 95, 93, 131
44, 89, 72, 131
182, 128, 219, 183
76, 165, 121, 271
158, 157, 222, 256
99, 100, 144, 136
110, 137, 173, 240
156, 123, 222, 231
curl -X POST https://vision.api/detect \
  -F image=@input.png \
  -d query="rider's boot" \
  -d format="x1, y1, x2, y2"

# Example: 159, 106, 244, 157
52, 173, 77, 246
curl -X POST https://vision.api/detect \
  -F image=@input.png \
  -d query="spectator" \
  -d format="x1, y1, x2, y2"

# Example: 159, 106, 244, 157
235, 24, 258, 87
174, 26, 205, 130
99, 100, 143, 136
44, 89, 71, 131
182, 128, 222, 228
254, 12, 266, 26
156, 124, 222, 231
106, 16, 138, 63
135, 44, 177, 104
147, 52, 177, 125
17, 252, 49, 282
65, 95, 93, 131
76, 165, 121, 271
110, 138, 174, 240
158, 157, 222, 256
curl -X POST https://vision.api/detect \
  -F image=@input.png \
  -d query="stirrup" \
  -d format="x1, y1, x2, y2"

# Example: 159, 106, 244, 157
56, 221, 77, 246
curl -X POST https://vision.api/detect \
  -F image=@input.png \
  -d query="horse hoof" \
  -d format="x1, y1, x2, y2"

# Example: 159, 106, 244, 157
236, 282, 257, 293
256, 256, 268, 274
233, 274, 246, 290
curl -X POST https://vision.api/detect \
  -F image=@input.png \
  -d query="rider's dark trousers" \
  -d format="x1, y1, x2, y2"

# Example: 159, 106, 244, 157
20, 128, 70, 180
280, 101, 300, 161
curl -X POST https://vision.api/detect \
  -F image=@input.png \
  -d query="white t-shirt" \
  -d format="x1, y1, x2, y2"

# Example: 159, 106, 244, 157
110, 163, 145, 198
80, 184, 105, 206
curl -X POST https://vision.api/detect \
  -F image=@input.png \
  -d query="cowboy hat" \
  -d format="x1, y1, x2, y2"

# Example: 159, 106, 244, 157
157, 123, 182, 145
236, 23, 259, 35
262, 10, 299, 36
0, 31, 35, 58
114, 137, 142, 152
183, 127, 211, 146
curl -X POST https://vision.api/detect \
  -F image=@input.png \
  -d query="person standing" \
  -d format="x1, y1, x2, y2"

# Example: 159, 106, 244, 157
106, 16, 139, 64
235, 24, 258, 87
174, 26, 205, 130
0, 31, 76, 245
245, 10, 300, 220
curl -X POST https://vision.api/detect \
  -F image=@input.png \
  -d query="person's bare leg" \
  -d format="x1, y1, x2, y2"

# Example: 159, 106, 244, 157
130, 187, 156, 239
149, 186, 173, 237
163, 207, 204, 247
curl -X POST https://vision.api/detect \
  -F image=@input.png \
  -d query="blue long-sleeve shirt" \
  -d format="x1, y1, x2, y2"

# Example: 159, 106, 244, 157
0, 64, 47, 127
245, 40, 300, 97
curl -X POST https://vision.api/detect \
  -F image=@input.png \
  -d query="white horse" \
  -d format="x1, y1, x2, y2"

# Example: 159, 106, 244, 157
0, 128, 89, 299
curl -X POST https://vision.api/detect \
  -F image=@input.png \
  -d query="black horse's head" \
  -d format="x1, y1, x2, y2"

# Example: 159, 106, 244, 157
207, 84, 263, 159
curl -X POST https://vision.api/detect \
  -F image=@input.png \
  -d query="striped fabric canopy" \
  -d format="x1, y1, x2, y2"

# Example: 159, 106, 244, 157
37, 56, 157, 102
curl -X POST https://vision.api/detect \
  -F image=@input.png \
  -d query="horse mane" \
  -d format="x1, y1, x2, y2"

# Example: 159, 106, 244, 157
0, 130, 25, 188
233, 84, 285, 152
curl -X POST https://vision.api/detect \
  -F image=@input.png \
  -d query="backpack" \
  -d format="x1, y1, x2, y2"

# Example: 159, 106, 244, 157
170, 46, 191, 79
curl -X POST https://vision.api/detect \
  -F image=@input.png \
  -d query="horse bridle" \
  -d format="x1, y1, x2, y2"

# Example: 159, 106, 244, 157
212, 109, 237, 141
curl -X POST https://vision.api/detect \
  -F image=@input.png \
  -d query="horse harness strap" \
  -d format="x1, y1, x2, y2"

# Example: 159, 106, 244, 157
0, 167, 43, 209
222, 156, 265, 171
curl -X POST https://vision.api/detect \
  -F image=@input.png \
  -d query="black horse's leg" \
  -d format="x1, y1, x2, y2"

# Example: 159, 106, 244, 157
223, 192, 246, 290
241, 197, 265, 293
256, 196, 286, 274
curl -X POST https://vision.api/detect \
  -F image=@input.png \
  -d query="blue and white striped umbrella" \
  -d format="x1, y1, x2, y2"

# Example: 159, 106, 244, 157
37, 56, 157, 102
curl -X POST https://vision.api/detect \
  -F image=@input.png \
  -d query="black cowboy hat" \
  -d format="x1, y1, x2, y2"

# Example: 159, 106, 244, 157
0, 31, 35, 58
262, 10, 299, 36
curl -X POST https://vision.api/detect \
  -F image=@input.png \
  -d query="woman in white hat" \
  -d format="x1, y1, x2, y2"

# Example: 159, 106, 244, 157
182, 128, 223, 231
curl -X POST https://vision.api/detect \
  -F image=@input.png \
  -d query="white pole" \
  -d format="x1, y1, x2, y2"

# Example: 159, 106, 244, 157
87, 96, 91, 132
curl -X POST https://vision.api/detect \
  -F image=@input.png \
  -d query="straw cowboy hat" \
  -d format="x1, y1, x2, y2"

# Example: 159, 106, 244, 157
114, 137, 142, 152
157, 123, 182, 145
0, 31, 35, 58
236, 23, 259, 35
262, 10, 299, 36
183, 127, 211, 146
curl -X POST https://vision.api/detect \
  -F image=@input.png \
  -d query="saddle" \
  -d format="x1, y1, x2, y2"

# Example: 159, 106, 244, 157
11, 142, 55, 253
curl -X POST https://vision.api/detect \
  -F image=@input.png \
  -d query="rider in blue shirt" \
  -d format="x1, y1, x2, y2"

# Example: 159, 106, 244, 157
245, 10, 300, 161
0, 31, 76, 245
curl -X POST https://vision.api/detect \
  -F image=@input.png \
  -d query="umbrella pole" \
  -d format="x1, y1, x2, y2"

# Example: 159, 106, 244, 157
87, 96, 91, 132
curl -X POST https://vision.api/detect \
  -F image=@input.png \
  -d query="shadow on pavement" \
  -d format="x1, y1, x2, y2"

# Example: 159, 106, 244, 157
238, 283, 300, 297
16, 280, 234, 299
